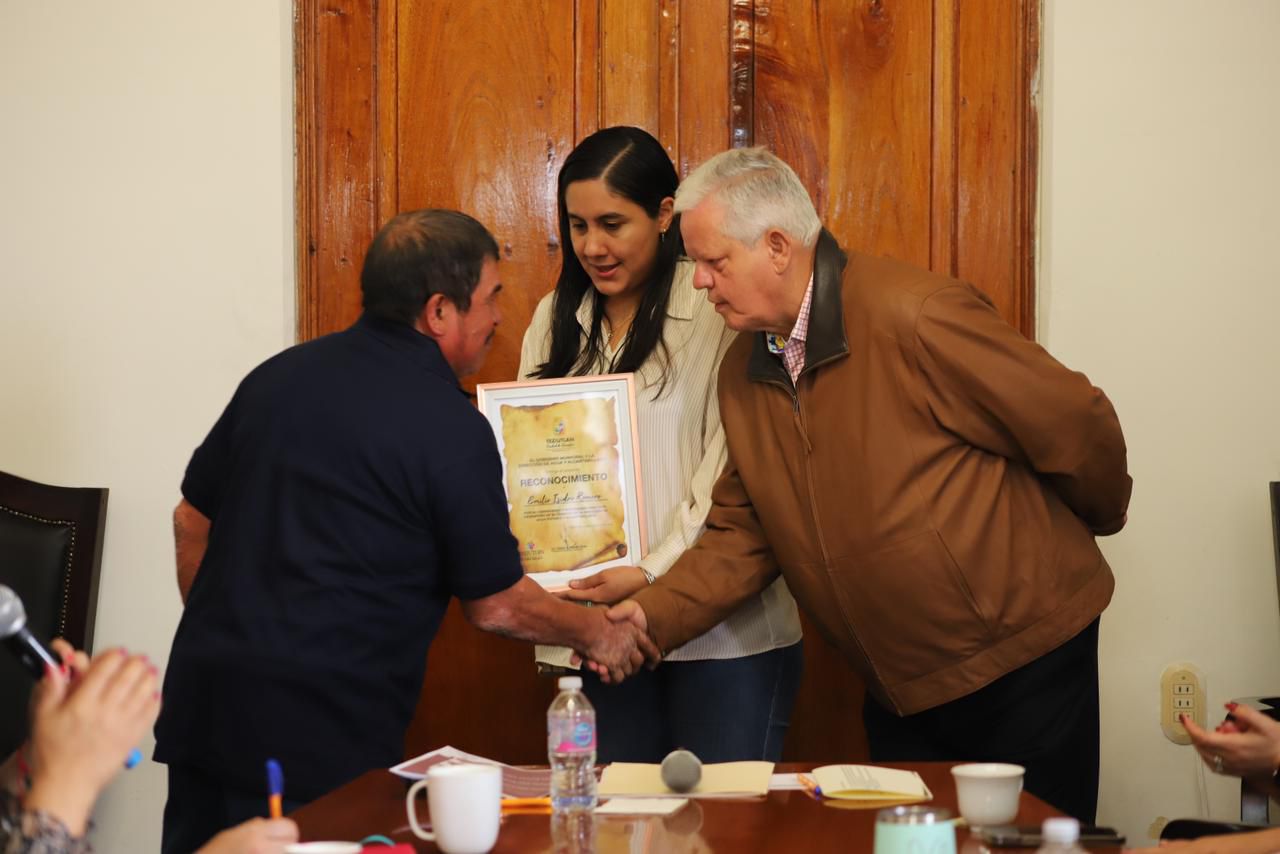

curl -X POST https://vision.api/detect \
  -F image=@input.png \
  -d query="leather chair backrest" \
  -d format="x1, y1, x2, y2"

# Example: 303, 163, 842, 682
0, 472, 107, 758
0, 508, 76, 756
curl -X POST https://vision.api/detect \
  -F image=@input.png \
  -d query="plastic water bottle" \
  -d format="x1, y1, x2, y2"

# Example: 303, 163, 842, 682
548, 675, 597, 813
550, 810, 595, 853
1036, 817, 1087, 853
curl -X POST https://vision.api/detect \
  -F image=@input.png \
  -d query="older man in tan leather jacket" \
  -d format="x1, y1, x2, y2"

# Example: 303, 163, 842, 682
597, 148, 1131, 822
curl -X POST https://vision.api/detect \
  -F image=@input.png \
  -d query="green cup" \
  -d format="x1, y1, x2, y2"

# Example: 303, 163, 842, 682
874, 805, 956, 854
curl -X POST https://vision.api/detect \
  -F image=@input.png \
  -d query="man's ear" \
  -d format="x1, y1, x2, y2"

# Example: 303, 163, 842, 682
417, 293, 454, 339
765, 228, 793, 273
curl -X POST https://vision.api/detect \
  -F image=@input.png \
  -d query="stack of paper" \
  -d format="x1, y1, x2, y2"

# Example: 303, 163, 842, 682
594, 798, 689, 816
599, 761, 774, 798
390, 746, 552, 798
809, 765, 932, 808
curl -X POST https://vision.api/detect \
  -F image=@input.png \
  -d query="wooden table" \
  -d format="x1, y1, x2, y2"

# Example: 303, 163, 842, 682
292, 762, 1064, 852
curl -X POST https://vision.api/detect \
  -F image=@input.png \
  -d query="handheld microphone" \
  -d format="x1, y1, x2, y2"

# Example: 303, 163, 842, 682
660, 748, 702, 793
0, 584, 62, 678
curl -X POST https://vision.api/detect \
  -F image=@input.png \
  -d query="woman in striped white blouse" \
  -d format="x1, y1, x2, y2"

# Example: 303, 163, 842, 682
519, 126, 804, 763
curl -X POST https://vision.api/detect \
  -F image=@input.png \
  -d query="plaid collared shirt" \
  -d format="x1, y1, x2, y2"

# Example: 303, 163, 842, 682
770, 275, 814, 384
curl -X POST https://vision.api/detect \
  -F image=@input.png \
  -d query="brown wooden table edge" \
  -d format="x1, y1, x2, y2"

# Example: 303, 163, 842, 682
290, 761, 1070, 853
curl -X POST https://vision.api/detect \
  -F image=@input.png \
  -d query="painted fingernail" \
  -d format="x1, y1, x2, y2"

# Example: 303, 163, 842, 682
1227, 702, 1239, 711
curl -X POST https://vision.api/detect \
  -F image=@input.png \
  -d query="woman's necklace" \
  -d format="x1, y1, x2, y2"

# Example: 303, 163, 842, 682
605, 305, 639, 350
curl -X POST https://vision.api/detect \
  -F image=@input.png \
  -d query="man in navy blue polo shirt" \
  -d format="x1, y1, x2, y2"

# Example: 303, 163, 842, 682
155, 210, 656, 854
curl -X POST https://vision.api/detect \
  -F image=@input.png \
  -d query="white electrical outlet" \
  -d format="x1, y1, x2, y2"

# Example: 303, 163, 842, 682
1161, 663, 1205, 744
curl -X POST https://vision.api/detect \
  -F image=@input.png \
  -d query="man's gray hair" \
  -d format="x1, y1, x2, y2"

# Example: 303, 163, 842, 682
674, 147, 821, 247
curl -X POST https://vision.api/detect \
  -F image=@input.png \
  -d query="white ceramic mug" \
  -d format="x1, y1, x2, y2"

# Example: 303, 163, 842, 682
950, 762, 1024, 826
405, 763, 502, 854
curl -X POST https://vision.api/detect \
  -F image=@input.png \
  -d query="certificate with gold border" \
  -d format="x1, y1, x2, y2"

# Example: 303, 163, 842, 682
476, 374, 646, 590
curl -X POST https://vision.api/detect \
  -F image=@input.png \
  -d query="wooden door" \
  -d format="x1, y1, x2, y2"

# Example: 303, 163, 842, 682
295, 0, 1040, 764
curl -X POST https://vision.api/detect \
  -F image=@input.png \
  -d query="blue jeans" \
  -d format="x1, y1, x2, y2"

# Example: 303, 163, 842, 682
582, 641, 803, 763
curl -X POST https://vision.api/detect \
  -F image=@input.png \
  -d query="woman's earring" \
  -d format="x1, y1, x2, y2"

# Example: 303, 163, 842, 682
660, 229, 667, 244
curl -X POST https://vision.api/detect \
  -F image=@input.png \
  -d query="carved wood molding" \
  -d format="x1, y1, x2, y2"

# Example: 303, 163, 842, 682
1017, 0, 1041, 336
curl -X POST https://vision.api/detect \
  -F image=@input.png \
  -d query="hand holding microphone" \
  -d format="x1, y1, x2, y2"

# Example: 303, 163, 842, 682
25, 643, 161, 830
1, 584, 148, 770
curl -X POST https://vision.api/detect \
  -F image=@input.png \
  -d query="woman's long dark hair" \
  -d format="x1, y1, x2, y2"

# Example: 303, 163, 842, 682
531, 126, 682, 392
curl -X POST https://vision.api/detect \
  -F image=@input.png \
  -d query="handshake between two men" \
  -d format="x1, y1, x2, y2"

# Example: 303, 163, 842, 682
571, 600, 655, 684
462, 576, 660, 683
571, 599, 659, 683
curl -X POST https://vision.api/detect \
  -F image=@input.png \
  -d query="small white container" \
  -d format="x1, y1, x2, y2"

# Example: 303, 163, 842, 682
949, 762, 1025, 826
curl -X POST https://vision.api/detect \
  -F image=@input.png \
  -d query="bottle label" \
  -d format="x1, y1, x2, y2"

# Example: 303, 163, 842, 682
552, 720, 596, 753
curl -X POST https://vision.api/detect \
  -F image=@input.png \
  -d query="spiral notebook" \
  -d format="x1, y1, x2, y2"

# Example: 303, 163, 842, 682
808, 764, 932, 806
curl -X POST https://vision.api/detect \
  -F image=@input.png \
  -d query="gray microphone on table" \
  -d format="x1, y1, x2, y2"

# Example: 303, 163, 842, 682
661, 749, 702, 793
0, 584, 62, 678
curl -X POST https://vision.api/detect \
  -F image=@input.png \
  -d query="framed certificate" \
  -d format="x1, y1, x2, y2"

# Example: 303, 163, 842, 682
476, 374, 646, 590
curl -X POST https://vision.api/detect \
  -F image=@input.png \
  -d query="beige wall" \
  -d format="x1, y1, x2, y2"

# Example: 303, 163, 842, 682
0, 2, 295, 851
1043, 0, 1280, 845
3, 0, 1279, 851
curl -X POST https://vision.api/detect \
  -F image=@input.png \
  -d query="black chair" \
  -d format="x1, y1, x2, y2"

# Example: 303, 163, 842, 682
1161, 818, 1270, 841
0, 469, 108, 757
1272, 482, 1280, 599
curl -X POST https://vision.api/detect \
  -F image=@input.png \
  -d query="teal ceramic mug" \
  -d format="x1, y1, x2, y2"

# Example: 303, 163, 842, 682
874, 805, 957, 854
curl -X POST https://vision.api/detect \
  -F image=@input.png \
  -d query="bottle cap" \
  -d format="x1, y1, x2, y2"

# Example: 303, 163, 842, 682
1042, 817, 1079, 844
558, 676, 583, 690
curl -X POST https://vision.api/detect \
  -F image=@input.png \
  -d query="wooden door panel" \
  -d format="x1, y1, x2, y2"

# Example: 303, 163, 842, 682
395, 0, 575, 392
296, 0, 1040, 767
599, 1, 662, 132
295, 0, 380, 340
754, 0, 935, 269
955, 0, 1039, 330
678, 3, 734, 170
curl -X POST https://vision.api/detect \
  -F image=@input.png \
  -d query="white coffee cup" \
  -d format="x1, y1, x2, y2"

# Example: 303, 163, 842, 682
950, 762, 1024, 826
406, 762, 502, 853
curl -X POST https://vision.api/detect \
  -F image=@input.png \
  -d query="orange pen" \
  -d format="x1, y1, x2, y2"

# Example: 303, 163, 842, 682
501, 797, 552, 814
